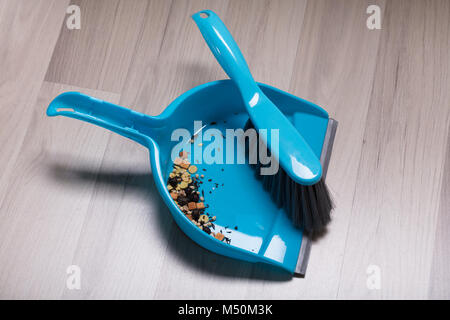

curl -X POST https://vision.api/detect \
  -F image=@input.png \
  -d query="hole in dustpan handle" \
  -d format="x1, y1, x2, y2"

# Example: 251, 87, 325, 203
47, 92, 152, 147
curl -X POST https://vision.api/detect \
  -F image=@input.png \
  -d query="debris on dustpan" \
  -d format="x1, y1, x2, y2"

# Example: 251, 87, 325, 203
167, 150, 231, 244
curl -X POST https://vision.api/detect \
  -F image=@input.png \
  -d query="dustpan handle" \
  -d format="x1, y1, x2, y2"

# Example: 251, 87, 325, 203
47, 92, 154, 147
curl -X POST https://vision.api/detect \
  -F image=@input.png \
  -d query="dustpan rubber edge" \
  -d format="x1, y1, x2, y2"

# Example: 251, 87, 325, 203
294, 118, 338, 277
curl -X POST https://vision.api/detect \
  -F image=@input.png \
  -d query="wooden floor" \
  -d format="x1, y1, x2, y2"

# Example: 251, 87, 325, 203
0, 0, 449, 299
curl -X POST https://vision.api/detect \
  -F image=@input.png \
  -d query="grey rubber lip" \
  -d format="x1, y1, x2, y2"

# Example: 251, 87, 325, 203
294, 118, 338, 277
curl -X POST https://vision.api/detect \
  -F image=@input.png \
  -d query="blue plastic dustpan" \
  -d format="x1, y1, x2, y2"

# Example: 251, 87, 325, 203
47, 81, 336, 275
47, 12, 338, 276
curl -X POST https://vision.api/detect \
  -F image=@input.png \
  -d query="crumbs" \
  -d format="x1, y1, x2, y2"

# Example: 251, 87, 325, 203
167, 151, 230, 244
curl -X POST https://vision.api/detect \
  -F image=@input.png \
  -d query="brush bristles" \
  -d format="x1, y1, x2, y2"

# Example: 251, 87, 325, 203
244, 120, 334, 235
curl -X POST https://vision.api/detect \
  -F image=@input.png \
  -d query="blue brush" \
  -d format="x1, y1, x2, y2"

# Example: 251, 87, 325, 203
193, 10, 334, 234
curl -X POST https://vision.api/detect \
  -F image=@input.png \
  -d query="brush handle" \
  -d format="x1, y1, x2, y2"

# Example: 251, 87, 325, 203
193, 10, 322, 185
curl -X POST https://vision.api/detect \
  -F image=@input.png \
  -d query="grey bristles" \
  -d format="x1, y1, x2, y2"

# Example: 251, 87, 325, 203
244, 120, 334, 235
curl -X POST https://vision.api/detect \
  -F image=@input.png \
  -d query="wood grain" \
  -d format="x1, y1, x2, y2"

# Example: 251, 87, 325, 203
0, 0, 449, 299
0, 0, 69, 206
337, 0, 450, 299
45, 0, 151, 93
0, 81, 120, 299
429, 130, 450, 299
